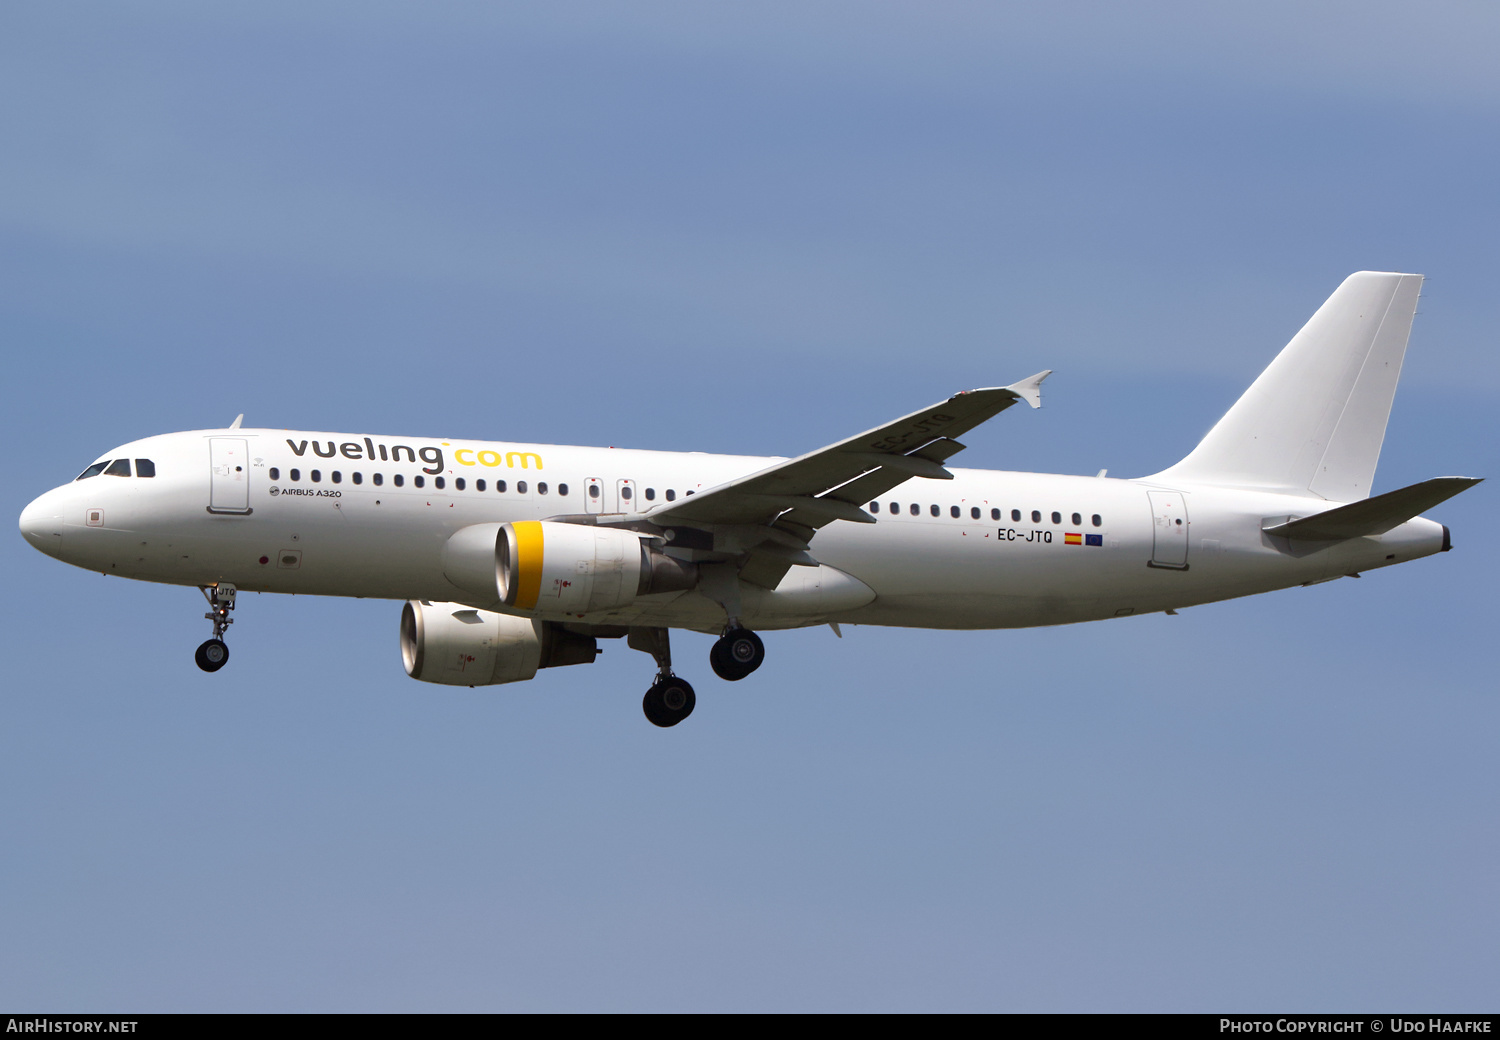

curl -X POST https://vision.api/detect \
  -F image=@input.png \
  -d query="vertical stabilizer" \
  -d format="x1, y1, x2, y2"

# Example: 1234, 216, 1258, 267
1150, 272, 1423, 501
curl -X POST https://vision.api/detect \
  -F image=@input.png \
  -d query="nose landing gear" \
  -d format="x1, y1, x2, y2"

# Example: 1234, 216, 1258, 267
195, 584, 237, 673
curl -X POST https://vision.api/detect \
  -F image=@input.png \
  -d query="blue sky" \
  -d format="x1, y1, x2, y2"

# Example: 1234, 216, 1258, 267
2, 3, 1496, 1011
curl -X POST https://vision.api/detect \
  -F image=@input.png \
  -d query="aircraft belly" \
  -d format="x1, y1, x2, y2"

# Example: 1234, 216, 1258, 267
542, 564, 878, 633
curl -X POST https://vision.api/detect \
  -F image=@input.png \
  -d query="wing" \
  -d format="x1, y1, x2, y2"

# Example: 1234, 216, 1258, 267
637, 371, 1050, 585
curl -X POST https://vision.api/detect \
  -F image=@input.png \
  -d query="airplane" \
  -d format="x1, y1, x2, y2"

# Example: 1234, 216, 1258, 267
18, 272, 1480, 727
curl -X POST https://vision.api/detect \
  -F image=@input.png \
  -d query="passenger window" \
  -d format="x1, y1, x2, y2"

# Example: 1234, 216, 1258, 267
1092, 514, 1102, 527
1072, 512, 1081, 526
538, 482, 547, 495
889, 502, 898, 514
951, 506, 961, 518
394, 474, 404, 487
647, 488, 657, 501
666, 489, 676, 501
313, 470, 324, 483
135, 459, 156, 478
269, 467, 280, 480
588, 484, 599, 499
1031, 510, 1041, 523
909, 503, 919, 516
475, 478, 485, 491
497, 480, 507, 493
434, 476, 444, 489
373, 473, 384, 486
971, 507, 981, 519
454, 477, 464, 490
332, 471, 342, 484
1050, 511, 1060, 524
76, 461, 109, 480
558, 483, 568, 496
990, 508, 1000, 520
290, 469, 301, 481
517, 481, 528, 494
353, 472, 363, 485
105, 459, 131, 477
414, 476, 425, 488
929, 504, 939, 517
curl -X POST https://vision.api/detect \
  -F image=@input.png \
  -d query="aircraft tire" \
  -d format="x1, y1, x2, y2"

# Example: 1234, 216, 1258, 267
195, 638, 230, 673
643, 677, 695, 727
710, 628, 763, 681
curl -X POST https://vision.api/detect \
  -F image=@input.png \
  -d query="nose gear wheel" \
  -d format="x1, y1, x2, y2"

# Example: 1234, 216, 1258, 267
195, 639, 229, 672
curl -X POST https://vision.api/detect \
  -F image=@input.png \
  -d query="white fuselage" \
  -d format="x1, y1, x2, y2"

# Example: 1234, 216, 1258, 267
19, 427, 1448, 633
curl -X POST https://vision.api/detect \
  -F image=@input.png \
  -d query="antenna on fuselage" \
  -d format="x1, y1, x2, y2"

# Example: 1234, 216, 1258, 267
228, 414, 244, 430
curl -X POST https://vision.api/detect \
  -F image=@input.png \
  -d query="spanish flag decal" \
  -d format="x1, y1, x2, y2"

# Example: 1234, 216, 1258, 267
1064, 532, 1083, 545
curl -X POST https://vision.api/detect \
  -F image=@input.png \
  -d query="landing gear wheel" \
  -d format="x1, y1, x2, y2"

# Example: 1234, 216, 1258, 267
710, 627, 764, 681
196, 584, 238, 674
195, 638, 230, 673
643, 676, 696, 727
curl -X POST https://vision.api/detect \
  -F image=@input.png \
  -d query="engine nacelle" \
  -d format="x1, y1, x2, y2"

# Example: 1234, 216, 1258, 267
400, 600, 598, 686
443, 520, 696, 618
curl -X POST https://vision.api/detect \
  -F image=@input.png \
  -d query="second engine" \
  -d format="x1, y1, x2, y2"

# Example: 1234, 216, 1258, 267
400, 600, 599, 686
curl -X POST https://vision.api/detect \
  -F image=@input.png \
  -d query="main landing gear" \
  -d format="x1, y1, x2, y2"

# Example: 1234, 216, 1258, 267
709, 625, 764, 682
643, 675, 697, 729
628, 623, 768, 727
195, 583, 237, 673
629, 627, 695, 728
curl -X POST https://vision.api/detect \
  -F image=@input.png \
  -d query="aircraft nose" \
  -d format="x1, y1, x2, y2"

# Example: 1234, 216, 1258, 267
19, 490, 65, 558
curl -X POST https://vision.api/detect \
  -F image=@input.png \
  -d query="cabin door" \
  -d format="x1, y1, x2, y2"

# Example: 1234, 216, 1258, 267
208, 438, 252, 515
1148, 490, 1188, 568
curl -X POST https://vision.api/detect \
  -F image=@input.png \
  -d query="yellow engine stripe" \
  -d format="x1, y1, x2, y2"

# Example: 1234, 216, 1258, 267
511, 521, 545, 611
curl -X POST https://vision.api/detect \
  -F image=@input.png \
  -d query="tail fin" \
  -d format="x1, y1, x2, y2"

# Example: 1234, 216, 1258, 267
1150, 272, 1423, 501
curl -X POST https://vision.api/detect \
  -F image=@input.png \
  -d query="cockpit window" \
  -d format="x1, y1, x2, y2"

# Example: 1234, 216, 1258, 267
76, 461, 110, 480
135, 459, 156, 478
105, 459, 132, 477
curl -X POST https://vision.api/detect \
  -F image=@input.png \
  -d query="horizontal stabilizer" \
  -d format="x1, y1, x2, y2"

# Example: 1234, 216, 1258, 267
1263, 477, 1481, 542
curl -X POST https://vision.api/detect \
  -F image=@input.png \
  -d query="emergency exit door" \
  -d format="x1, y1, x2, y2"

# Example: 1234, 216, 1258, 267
617, 478, 638, 512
